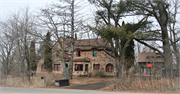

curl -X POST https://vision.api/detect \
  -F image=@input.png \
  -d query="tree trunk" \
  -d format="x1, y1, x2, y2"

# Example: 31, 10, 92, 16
162, 30, 174, 78
158, 2, 174, 78
68, 0, 74, 79
62, 58, 67, 79
24, 29, 30, 85
115, 39, 121, 78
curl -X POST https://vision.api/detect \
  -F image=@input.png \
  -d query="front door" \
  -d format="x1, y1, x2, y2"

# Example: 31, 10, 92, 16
65, 64, 68, 78
66, 64, 68, 73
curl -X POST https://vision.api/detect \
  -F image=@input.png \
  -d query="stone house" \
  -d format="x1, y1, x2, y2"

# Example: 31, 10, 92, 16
137, 52, 164, 75
36, 38, 116, 77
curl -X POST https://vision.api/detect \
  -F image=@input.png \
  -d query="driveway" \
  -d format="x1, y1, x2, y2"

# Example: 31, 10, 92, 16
63, 82, 107, 90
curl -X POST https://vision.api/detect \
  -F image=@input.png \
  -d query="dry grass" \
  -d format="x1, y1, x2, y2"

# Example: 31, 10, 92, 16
0, 76, 43, 88
102, 77, 180, 92
0, 73, 64, 88
70, 77, 114, 86
0, 74, 114, 88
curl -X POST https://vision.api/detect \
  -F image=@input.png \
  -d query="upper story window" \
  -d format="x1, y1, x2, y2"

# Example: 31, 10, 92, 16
77, 51, 80, 57
93, 50, 97, 56
54, 64, 61, 71
56, 50, 61, 57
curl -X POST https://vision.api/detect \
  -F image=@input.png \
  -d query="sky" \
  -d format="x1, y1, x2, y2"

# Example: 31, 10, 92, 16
0, 0, 58, 20
0, 0, 96, 25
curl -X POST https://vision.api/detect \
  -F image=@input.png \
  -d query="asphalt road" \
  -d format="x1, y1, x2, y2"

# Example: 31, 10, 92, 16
0, 87, 177, 94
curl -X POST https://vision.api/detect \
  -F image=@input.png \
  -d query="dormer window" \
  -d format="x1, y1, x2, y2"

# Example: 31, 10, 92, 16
77, 51, 80, 57
93, 50, 97, 56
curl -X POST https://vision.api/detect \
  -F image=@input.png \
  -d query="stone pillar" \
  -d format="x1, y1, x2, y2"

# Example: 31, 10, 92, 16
83, 63, 85, 72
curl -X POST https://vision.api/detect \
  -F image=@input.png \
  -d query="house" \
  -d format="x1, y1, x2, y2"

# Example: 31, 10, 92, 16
36, 38, 116, 77
137, 52, 164, 75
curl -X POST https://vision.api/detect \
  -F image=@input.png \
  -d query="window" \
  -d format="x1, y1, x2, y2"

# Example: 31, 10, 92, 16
77, 51, 80, 56
106, 64, 114, 72
93, 50, 97, 56
157, 56, 161, 59
85, 64, 88, 71
146, 56, 151, 59
75, 64, 83, 71
56, 51, 60, 57
54, 64, 61, 71
93, 64, 100, 70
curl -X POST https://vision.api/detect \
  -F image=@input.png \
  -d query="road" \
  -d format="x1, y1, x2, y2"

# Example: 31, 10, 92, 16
0, 87, 177, 94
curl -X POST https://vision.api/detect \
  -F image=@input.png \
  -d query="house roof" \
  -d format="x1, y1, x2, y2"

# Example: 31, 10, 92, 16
73, 58, 90, 62
137, 52, 164, 63
56, 38, 110, 51
74, 38, 109, 50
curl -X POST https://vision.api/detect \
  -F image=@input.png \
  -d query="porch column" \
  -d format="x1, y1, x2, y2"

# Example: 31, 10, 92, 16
83, 62, 85, 72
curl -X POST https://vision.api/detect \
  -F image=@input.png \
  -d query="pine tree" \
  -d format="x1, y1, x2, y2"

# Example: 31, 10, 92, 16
121, 38, 135, 70
29, 40, 37, 71
44, 32, 52, 71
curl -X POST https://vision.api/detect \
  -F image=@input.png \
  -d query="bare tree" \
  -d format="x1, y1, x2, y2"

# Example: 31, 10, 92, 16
0, 24, 16, 78
0, 7, 37, 85
167, 0, 180, 73
130, 0, 175, 78
34, 0, 85, 79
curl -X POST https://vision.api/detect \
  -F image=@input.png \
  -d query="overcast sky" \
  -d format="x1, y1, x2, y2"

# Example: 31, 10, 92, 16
0, 0, 60, 20
0, 0, 96, 22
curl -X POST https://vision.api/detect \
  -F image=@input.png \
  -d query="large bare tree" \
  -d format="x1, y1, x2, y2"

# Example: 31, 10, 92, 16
0, 7, 37, 85
0, 24, 16, 78
130, 0, 175, 78
35, 0, 85, 79
167, 0, 180, 73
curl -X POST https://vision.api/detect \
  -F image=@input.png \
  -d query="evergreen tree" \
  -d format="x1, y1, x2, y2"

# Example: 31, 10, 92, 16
121, 39, 135, 70
89, 0, 149, 78
29, 40, 37, 71
44, 32, 52, 71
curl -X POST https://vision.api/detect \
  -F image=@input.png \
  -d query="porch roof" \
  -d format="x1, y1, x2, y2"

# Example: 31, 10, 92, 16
73, 58, 90, 62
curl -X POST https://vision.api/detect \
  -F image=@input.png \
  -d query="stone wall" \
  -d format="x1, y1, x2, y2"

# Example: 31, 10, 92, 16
36, 41, 116, 77
73, 50, 116, 76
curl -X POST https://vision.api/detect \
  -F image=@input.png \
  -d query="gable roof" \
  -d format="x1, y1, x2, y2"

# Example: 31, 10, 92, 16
74, 38, 109, 50
52, 37, 110, 51
138, 52, 164, 63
